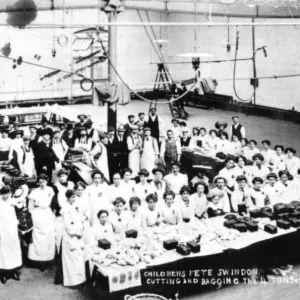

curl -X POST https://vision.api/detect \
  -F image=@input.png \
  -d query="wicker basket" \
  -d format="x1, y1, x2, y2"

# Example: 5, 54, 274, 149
125, 294, 168, 300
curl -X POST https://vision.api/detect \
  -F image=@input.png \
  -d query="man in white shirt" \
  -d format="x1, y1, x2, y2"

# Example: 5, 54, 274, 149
169, 119, 182, 140
230, 116, 246, 141
164, 163, 188, 196
160, 130, 181, 173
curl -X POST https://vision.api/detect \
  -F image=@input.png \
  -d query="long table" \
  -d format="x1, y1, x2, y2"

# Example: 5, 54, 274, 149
180, 150, 224, 180
91, 216, 300, 299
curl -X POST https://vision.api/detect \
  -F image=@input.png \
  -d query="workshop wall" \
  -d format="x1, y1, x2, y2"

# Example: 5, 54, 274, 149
0, 9, 299, 111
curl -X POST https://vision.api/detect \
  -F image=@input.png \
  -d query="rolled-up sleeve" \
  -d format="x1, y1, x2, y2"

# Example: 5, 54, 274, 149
176, 140, 182, 155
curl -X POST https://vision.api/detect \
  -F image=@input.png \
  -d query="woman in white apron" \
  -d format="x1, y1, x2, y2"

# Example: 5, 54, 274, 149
19, 135, 36, 177
89, 140, 110, 182
127, 197, 143, 232
89, 209, 114, 246
28, 174, 55, 271
0, 185, 22, 284
53, 169, 74, 257
109, 197, 130, 240
74, 182, 91, 243
135, 169, 155, 208
161, 191, 181, 226
52, 131, 69, 182
150, 167, 167, 209
127, 126, 142, 178
275, 170, 295, 204
61, 189, 86, 288
140, 127, 159, 175
86, 171, 111, 226
142, 193, 161, 228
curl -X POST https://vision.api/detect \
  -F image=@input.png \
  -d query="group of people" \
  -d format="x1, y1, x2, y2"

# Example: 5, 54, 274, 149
0, 108, 300, 289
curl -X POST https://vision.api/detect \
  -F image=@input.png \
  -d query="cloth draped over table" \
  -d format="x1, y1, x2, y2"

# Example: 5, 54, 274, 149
92, 82, 131, 110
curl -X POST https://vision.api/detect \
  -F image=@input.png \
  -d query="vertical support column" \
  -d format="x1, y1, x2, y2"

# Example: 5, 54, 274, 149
252, 17, 257, 106
107, 12, 118, 131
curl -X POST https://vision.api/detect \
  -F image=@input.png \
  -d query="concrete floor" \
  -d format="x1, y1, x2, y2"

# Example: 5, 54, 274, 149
1, 101, 300, 299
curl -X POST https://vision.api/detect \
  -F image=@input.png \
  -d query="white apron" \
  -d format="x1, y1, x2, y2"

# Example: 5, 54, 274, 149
74, 194, 91, 244
28, 187, 56, 262
87, 183, 111, 226
52, 140, 67, 182
0, 200, 22, 270
127, 135, 142, 177
141, 137, 158, 175
20, 146, 35, 177
54, 181, 75, 253
62, 209, 86, 287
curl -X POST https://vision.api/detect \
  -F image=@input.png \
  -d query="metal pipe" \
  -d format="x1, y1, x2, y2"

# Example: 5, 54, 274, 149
2, 22, 300, 28
252, 17, 257, 105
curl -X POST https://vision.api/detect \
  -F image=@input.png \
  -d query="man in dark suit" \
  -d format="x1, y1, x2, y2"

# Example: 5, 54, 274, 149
124, 114, 135, 138
35, 132, 59, 183
74, 114, 88, 137
106, 125, 128, 182
37, 117, 53, 138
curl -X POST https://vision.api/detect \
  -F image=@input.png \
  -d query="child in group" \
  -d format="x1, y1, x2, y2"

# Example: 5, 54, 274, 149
249, 177, 268, 209
127, 197, 143, 232
206, 190, 225, 218
161, 191, 181, 226
178, 185, 195, 223
189, 181, 208, 220
142, 193, 161, 228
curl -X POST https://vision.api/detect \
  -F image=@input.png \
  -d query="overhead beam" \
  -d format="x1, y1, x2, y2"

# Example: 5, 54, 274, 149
0, 2, 300, 19
1, 21, 300, 28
